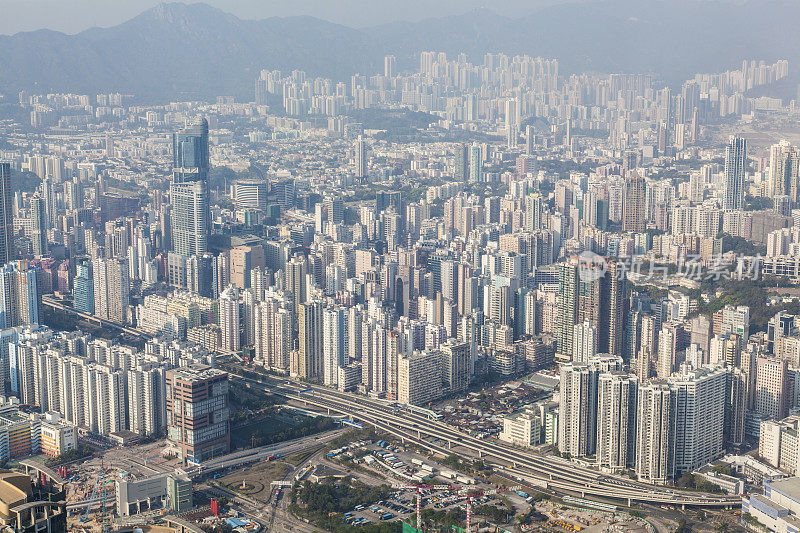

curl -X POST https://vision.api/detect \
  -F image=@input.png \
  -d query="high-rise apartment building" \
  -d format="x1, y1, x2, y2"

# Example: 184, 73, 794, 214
558, 362, 599, 457
384, 55, 396, 78
0, 164, 13, 265
28, 195, 47, 256
454, 144, 469, 181
397, 350, 441, 406
556, 257, 626, 360
73, 259, 94, 314
723, 135, 747, 211
596, 372, 638, 472
622, 173, 646, 232
92, 256, 130, 323
441, 340, 471, 393
756, 356, 789, 421
322, 306, 348, 387
219, 286, 240, 352
355, 136, 368, 180
165, 366, 229, 462
668, 366, 726, 475
296, 300, 323, 380
636, 381, 677, 484
468, 143, 482, 183
0, 261, 40, 329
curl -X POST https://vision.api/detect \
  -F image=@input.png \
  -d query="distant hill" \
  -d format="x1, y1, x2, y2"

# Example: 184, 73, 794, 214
0, 0, 798, 102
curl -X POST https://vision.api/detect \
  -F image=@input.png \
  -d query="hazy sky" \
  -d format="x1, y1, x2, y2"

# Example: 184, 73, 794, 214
0, 0, 582, 35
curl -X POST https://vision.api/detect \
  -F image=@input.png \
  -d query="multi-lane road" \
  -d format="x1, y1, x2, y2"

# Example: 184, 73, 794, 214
229, 369, 740, 509
42, 296, 146, 338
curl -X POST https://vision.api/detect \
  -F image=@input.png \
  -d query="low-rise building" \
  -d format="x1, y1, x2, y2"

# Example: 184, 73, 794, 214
743, 477, 800, 532
499, 411, 541, 447
39, 413, 77, 458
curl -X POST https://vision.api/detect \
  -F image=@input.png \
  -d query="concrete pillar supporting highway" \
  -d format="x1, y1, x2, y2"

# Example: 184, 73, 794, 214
580, 491, 585, 497
477, 450, 482, 458
448, 440, 452, 449
627, 498, 631, 507
681, 504, 685, 511
417, 430, 421, 439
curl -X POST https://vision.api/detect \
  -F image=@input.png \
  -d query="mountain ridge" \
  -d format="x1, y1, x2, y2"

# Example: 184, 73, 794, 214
0, 0, 798, 102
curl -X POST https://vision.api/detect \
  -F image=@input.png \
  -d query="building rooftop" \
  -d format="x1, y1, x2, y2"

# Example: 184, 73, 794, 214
168, 365, 226, 382
769, 477, 800, 501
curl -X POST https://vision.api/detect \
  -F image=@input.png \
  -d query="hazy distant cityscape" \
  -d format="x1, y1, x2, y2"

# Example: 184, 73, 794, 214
2, 2, 800, 533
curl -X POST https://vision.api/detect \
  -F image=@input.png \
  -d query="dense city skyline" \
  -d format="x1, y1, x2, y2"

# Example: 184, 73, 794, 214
1, 2, 800, 532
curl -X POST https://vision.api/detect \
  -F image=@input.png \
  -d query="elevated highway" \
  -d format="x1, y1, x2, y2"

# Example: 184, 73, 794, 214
229, 371, 740, 509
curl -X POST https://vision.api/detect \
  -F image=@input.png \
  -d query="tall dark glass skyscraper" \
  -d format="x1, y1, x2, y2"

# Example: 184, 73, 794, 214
172, 118, 209, 181
0, 163, 13, 264
170, 119, 211, 257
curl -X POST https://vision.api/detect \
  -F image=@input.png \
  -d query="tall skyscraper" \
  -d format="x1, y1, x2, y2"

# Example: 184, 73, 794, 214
171, 119, 211, 257
525, 124, 535, 155
322, 306, 348, 387
723, 135, 747, 211
767, 140, 799, 202
173, 118, 210, 180
0, 163, 13, 264
505, 99, 518, 148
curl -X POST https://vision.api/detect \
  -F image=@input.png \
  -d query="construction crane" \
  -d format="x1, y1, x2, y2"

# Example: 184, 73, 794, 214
79, 473, 104, 523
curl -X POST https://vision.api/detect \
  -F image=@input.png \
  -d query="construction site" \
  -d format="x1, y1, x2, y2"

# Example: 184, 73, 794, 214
64, 441, 191, 532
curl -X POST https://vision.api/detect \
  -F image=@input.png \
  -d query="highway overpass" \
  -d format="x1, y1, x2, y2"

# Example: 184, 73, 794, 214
229, 371, 740, 509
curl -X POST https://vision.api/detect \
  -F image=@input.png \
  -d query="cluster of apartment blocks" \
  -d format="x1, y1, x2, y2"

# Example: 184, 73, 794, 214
553, 355, 731, 484
0, 324, 228, 460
